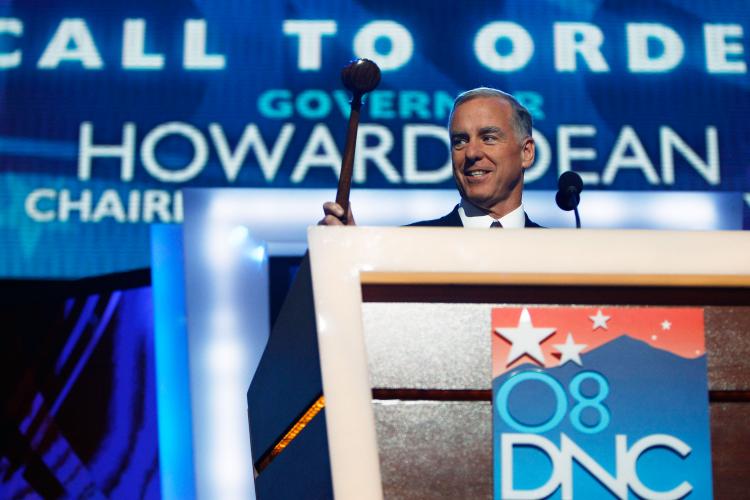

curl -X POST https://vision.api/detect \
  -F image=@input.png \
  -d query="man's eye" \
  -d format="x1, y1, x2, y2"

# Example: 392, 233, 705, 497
452, 138, 467, 148
483, 135, 497, 143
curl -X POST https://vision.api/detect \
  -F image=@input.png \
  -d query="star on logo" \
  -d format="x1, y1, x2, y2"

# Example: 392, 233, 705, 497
495, 308, 556, 366
553, 333, 587, 366
661, 320, 672, 331
589, 309, 610, 330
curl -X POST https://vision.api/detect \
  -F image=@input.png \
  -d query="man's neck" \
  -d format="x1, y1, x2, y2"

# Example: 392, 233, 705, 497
462, 198, 522, 218
459, 199, 526, 228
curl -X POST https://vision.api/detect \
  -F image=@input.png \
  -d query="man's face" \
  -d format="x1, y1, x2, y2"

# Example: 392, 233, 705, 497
449, 97, 535, 218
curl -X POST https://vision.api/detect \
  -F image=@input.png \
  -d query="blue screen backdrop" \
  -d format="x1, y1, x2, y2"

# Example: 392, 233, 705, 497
0, 0, 748, 277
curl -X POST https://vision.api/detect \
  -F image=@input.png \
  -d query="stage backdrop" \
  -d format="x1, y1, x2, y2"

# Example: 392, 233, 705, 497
1, 0, 748, 277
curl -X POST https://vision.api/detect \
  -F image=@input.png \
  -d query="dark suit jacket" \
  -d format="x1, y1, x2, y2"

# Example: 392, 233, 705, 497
407, 204, 542, 228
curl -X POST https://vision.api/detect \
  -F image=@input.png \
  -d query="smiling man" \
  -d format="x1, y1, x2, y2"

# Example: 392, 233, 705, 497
320, 87, 541, 228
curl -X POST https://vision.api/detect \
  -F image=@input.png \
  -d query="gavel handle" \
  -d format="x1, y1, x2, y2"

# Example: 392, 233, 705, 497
335, 93, 362, 224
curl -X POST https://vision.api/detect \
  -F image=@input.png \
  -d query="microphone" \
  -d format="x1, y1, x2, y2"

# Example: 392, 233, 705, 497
555, 171, 583, 228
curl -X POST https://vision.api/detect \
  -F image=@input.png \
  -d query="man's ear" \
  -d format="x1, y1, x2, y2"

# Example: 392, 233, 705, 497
521, 137, 535, 169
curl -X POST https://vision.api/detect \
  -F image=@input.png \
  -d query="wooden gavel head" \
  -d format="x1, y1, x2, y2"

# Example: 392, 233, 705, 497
341, 58, 381, 97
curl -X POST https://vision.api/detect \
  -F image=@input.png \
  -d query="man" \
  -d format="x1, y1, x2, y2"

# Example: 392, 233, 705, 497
249, 89, 541, 494
319, 87, 541, 228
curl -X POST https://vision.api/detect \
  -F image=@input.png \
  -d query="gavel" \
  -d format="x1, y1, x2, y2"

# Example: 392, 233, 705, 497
335, 59, 381, 224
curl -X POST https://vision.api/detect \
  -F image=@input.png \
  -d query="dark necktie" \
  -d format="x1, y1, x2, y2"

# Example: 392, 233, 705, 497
490, 220, 503, 228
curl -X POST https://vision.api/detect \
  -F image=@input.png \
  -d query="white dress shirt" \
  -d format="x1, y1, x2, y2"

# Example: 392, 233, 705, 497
457, 199, 526, 228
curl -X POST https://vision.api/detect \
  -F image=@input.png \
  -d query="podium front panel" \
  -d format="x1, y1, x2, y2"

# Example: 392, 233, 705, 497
359, 296, 749, 499
306, 227, 750, 499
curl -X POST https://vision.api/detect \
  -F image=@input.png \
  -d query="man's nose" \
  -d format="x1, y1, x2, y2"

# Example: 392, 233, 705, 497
464, 139, 483, 162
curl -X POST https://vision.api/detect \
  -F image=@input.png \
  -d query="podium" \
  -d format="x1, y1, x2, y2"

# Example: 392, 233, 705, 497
247, 227, 750, 499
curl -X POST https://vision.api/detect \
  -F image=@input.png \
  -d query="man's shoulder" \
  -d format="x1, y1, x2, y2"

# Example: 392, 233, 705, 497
524, 214, 543, 228
406, 205, 462, 227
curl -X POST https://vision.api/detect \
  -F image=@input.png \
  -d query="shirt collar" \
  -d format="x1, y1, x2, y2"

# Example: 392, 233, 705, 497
457, 199, 526, 229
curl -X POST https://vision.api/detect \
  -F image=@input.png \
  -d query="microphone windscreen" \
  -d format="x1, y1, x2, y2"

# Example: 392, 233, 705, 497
556, 189, 576, 211
558, 171, 583, 192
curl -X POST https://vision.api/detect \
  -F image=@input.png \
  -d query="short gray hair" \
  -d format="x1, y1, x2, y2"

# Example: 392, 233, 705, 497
449, 87, 532, 141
